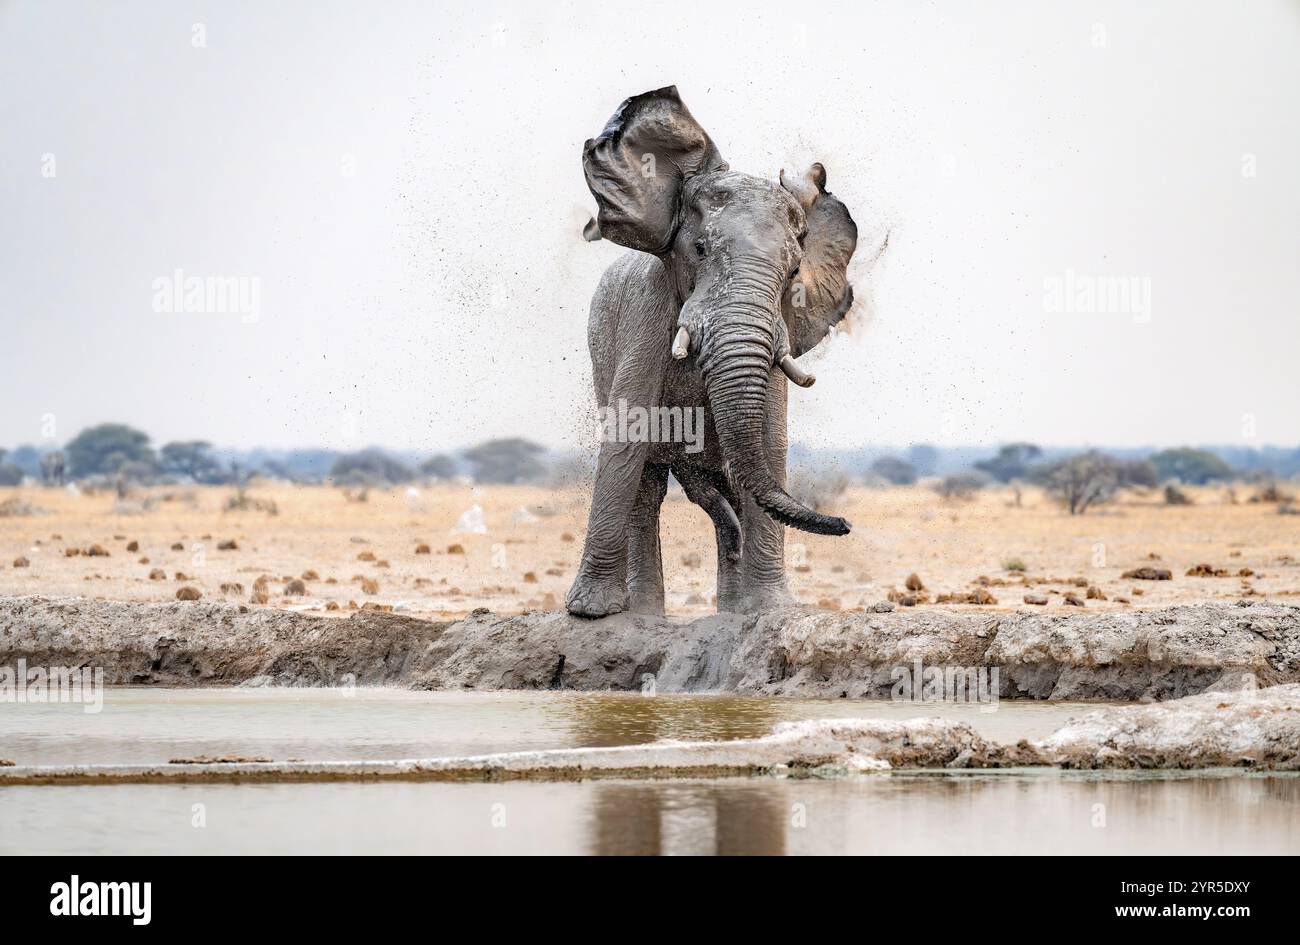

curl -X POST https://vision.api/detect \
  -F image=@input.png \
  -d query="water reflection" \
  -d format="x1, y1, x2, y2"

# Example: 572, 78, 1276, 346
2, 773, 1296, 855
589, 782, 789, 855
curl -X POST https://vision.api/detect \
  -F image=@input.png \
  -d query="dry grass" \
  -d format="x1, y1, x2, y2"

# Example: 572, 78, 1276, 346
0, 482, 1296, 618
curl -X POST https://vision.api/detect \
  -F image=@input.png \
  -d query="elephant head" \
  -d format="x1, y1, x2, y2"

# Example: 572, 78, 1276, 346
582, 86, 859, 536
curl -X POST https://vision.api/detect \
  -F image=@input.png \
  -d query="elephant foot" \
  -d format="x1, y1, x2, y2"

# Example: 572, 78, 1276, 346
627, 590, 666, 617
566, 574, 628, 618
737, 584, 796, 614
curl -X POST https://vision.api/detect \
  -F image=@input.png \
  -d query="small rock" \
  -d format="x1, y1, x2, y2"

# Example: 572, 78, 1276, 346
1023, 594, 1049, 605
414, 544, 431, 554
905, 572, 925, 591
360, 577, 379, 595
1086, 585, 1107, 600
1121, 567, 1172, 581
13, 556, 30, 568
86, 544, 110, 557
869, 601, 896, 613
175, 586, 202, 601
171, 542, 184, 551
1063, 593, 1085, 607
302, 569, 320, 580
357, 550, 376, 562
217, 539, 238, 551
523, 572, 537, 583
284, 579, 307, 596
446, 544, 465, 555
126, 540, 139, 552
148, 568, 166, 580
64, 548, 80, 557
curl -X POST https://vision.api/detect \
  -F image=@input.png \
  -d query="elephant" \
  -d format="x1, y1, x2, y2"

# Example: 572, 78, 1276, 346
566, 86, 867, 619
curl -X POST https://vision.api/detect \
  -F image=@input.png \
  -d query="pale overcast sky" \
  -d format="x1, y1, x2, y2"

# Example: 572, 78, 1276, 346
2, 0, 1297, 454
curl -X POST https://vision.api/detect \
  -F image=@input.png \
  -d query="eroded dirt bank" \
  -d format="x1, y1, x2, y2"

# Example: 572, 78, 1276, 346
2, 595, 1297, 700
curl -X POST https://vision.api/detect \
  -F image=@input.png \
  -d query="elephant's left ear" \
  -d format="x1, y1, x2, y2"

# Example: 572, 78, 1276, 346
780, 163, 859, 358
582, 86, 728, 254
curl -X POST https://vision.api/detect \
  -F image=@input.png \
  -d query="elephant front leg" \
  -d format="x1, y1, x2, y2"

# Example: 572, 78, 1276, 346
626, 462, 669, 615
566, 439, 649, 617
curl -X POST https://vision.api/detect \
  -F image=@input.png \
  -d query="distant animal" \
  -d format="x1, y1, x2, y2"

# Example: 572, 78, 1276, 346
567, 86, 881, 618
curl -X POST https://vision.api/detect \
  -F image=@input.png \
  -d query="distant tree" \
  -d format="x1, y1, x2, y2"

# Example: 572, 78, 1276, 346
160, 440, 226, 483
40, 451, 66, 486
5, 445, 42, 478
464, 438, 547, 484
0, 452, 22, 486
870, 456, 918, 485
419, 454, 458, 480
114, 459, 158, 492
932, 472, 988, 500
974, 443, 1043, 483
329, 449, 415, 485
65, 424, 155, 478
281, 449, 340, 482
906, 444, 939, 476
1149, 448, 1234, 485
1116, 458, 1158, 489
1042, 451, 1120, 515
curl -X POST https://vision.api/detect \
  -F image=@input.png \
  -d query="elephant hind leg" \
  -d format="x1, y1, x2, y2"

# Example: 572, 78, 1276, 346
626, 462, 669, 615
674, 465, 745, 613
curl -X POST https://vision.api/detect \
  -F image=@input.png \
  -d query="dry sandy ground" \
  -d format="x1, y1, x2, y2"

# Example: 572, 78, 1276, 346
0, 482, 1296, 619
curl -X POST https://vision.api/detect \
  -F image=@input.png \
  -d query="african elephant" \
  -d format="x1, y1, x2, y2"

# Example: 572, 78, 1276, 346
566, 86, 865, 618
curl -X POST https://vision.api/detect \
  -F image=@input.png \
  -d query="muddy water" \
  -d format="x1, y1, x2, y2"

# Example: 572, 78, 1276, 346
5, 689, 1297, 855
0, 688, 1095, 766
2, 773, 1296, 855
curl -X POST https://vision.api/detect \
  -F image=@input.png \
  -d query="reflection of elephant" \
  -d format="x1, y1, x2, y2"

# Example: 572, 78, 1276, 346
588, 782, 789, 856
567, 87, 869, 618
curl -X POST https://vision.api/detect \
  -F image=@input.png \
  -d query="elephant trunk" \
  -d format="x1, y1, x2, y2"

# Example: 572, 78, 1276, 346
697, 279, 851, 537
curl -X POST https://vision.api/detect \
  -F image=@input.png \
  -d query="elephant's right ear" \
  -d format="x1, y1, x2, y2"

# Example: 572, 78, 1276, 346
582, 86, 728, 254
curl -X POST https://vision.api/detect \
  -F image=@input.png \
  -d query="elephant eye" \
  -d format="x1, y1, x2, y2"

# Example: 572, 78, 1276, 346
789, 264, 801, 280
694, 239, 707, 258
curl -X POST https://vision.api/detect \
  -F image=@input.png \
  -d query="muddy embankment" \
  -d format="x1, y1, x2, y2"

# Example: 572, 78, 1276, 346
3, 684, 1298, 784
1, 594, 1298, 700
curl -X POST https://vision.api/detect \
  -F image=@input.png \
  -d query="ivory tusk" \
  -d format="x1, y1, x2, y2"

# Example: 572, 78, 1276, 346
672, 326, 691, 360
779, 354, 816, 387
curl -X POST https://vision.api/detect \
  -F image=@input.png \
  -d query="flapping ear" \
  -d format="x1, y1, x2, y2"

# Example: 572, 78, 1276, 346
582, 86, 728, 254
780, 163, 859, 357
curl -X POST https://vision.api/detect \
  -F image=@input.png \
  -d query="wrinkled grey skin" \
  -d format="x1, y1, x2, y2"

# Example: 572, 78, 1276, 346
567, 87, 868, 618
